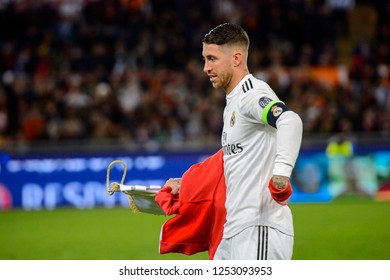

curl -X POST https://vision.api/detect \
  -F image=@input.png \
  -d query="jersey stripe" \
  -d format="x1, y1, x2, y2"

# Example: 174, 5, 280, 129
242, 78, 254, 93
257, 226, 269, 260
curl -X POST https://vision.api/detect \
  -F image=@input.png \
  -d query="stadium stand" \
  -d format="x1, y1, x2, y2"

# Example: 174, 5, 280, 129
0, 0, 389, 152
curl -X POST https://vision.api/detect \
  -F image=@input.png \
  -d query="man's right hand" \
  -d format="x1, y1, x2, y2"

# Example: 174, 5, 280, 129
164, 178, 181, 195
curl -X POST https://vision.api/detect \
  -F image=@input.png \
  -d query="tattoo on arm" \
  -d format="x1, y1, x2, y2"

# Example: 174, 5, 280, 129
272, 175, 289, 189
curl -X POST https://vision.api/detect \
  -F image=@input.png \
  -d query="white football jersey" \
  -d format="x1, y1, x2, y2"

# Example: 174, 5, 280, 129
221, 74, 302, 238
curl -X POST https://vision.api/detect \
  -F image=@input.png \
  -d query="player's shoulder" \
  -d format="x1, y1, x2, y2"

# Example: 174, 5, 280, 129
240, 75, 274, 95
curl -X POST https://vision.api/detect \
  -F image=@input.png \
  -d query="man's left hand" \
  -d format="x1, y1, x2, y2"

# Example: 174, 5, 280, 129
268, 175, 292, 205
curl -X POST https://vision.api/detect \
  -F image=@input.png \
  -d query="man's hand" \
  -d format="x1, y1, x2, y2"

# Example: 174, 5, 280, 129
268, 175, 292, 205
164, 178, 181, 195
271, 175, 289, 189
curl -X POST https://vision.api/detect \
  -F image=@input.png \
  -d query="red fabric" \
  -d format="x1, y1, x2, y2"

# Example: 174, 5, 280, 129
268, 178, 292, 205
155, 187, 180, 215
156, 149, 226, 260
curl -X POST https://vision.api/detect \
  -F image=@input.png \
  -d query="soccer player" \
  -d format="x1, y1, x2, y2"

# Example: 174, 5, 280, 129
202, 23, 303, 260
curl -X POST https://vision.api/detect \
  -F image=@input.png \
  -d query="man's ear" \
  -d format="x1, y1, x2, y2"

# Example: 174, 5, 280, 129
233, 51, 242, 67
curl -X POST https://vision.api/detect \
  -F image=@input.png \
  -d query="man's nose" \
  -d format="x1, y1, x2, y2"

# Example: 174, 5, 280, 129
203, 62, 210, 74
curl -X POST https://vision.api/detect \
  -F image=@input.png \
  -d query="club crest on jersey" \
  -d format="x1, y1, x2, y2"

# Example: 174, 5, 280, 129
271, 105, 283, 117
230, 111, 236, 127
259, 96, 273, 108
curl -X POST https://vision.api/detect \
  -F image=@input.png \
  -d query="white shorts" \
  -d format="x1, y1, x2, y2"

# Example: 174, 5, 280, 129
213, 226, 293, 260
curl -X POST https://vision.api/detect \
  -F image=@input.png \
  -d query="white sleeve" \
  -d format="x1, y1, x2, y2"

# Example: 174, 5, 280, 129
273, 111, 303, 177
239, 90, 274, 124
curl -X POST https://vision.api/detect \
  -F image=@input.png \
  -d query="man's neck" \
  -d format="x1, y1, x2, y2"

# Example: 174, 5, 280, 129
225, 70, 250, 94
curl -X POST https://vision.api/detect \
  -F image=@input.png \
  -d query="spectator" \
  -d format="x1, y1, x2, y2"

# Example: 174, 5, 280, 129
0, 0, 388, 150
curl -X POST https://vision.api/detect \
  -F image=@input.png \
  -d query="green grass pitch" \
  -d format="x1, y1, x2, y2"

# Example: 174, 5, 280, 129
0, 196, 389, 260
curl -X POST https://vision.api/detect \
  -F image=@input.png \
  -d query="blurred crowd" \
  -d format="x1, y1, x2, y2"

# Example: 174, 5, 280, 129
0, 0, 389, 150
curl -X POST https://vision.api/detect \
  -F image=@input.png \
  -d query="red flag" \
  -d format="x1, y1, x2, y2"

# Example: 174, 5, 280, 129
156, 149, 226, 259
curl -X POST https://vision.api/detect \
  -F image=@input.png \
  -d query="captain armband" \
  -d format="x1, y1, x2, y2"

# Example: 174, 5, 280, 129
259, 97, 290, 128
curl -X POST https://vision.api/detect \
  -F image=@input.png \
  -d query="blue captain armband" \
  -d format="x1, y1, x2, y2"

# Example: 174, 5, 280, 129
260, 99, 290, 128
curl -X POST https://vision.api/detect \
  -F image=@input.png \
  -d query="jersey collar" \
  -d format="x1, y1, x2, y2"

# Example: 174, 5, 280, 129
226, 73, 253, 100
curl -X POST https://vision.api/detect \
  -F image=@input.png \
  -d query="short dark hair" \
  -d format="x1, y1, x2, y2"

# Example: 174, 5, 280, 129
202, 23, 249, 48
